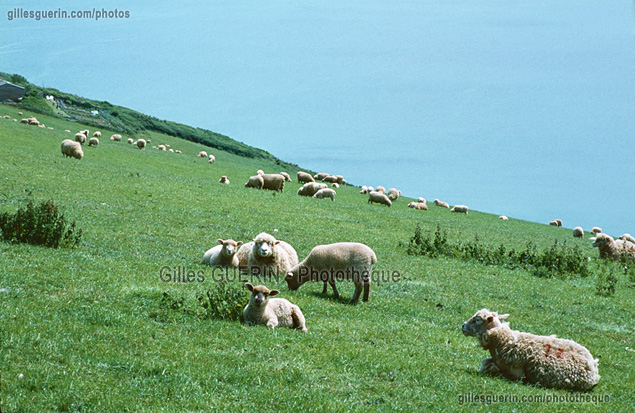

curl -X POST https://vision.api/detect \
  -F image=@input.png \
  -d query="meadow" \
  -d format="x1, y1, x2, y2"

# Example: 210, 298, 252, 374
0, 103, 633, 411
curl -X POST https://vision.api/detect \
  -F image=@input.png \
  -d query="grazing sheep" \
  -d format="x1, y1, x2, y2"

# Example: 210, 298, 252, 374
2, 115, 9, 119
418, 197, 426, 204
367, 186, 374, 193
92, 131, 101, 137
209, 154, 215, 163
244, 175, 265, 189
198, 151, 208, 158
313, 188, 336, 201
408, 201, 428, 210
18, 112, 23, 115
88, 137, 99, 147
81, 129, 89, 138
591, 227, 602, 235
451, 205, 469, 215
20, 119, 29, 124
203, 239, 243, 267
331, 183, 339, 189
245, 232, 298, 277
280, 172, 291, 182
60, 139, 84, 160
136, 139, 146, 150
111, 134, 122, 142
257, 170, 264, 175
573, 226, 584, 238
29, 120, 40, 126
375, 186, 386, 194
550, 219, 563, 227
261, 174, 285, 192
462, 309, 600, 391
434, 199, 450, 208
74, 133, 87, 145
314, 173, 329, 181
592, 233, 635, 262
499, 215, 509, 221
218, 176, 230, 184
286, 242, 377, 303
297, 182, 327, 197
297, 171, 315, 183
335, 175, 344, 185
368, 191, 392, 207
243, 283, 307, 332
157, 144, 167, 151
360, 186, 368, 194
619, 233, 635, 243
323, 175, 339, 184
127, 138, 134, 144
387, 188, 401, 201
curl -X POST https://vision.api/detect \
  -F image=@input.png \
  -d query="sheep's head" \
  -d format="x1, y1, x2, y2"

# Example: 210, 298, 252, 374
462, 309, 509, 348
253, 233, 279, 258
245, 283, 278, 307
218, 239, 242, 258
592, 233, 614, 249
285, 267, 302, 291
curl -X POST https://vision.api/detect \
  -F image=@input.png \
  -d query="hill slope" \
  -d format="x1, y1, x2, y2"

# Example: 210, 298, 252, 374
0, 103, 633, 411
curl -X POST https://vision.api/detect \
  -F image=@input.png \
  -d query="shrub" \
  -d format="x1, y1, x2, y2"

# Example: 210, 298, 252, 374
0, 200, 82, 248
595, 263, 618, 297
197, 283, 248, 321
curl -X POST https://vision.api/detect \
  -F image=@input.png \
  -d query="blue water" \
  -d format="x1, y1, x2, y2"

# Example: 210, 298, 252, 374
2, 1, 634, 236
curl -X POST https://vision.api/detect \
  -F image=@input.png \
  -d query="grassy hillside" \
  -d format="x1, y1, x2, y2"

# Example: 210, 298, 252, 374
0, 103, 633, 411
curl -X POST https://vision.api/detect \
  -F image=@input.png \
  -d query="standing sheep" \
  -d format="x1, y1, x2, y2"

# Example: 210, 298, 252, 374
375, 186, 386, 194
297, 171, 315, 183
387, 188, 401, 201
88, 137, 99, 147
244, 175, 265, 189
591, 227, 602, 235
434, 199, 450, 208
246, 232, 299, 277
136, 139, 146, 150
619, 233, 635, 243
323, 175, 339, 184
74, 133, 87, 145
280, 172, 291, 182
92, 131, 101, 137
451, 205, 469, 215
261, 174, 285, 192
499, 215, 509, 221
462, 309, 600, 391
218, 176, 230, 184
111, 134, 122, 142
314, 173, 329, 181
198, 151, 208, 158
360, 186, 368, 194
592, 233, 635, 262
203, 239, 243, 267
209, 154, 215, 163
285, 242, 377, 303
313, 188, 336, 201
368, 191, 392, 207
297, 182, 327, 197
127, 138, 134, 144
243, 283, 307, 332
573, 226, 584, 238
60, 139, 84, 160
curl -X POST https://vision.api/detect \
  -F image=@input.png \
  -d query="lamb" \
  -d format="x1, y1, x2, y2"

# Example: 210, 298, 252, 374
175, 150, 182, 154
74, 133, 87, 145
243, 283, 307, 332
88, 137, 99, 147
408, 201, 428, 210
60, 139, 84, 160
203, 239, 243, 267
462, 309, 600, 391
619, 234, 635, 243
92, 131, 101, 137
499, 215, 509, 221
280, 172, 291, 182
218, 176, 230, 184
360, 186, 368, 194
297, 182, 327, 197
297, 171, 315, 183
434, 199, 450, 208
136, 139, 146, 150
127, 138, 134, 144
592, 233, 635, 262
245, 232, 299, 277
236, 242, 252, 268
198, 151, 208, 158
375, 186, 386, 194
451, 205, 469, 215
2, 115, 9, 119
387, 188, 401, 201
260, 174, 285, 192
368, 191, 392, 207
209, 154, 215, 163
244, 175, 265, 189
313, 188, 336, 201
573, 226, 584, 238
591, 227, 602, 235
111, 134, 122, 142
314, 172, 329, 181
285, 242, 377, 303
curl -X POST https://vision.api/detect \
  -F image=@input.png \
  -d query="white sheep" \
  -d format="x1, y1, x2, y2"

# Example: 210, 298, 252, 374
297, 182, 327, 197
198, 151, 208, 158
203, 239, 243, 267
314, 172, 329, 181
64, 129, 71, 133
451, 205, 469, 215
157, 144, 166, 151
136, 139, 146, 150
462, 309, 600, 391
297, 171, 315, 183
243, 283, 307, 332
387, 188, 401, 201
619, 233, 635, 243
280, 172, 291, 182
246, 232, 298, 277
592, 233, 635, 262
168, 148, 174, 153
127, 138, 134, 144
218, 176, 230, 184
418, 197, 426, 203
92, 131, 101, 137
74, 133, 87, 145
244, 175, 264, 189
591, 227, 602, 235
360, 186, 368, 194
81, 129, 89, 138
209, 154, 215, 163
367, 186, 374, 193
331, 183, 339, 189
111, 134, 122, 142
375, 186, 386, 194
88, 137, 99, 147
261, 174, 285, 192
335, 175, 344, 185
257, 170, 264, 175
573, 226, 584, 238
407, 201, 427, 210
313, 188, 336, 201
175, 150, 182, 154
434, 199, 450, 208
368, 191, 391, 207
19, 118, 29, 124
285, 242, 377, 303
499, 215, 509, 221
60, 139, 84, 160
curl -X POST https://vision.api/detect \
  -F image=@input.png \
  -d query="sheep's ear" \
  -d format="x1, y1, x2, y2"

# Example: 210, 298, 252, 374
274, 241, 280, 245
245, 283, 254, 292
236, 241, 243, 246
269, 290, 279, 297
217, 239, 224, 245
499, 314, 509, 320
486, 316, 494, 323
285, 272, 293, 280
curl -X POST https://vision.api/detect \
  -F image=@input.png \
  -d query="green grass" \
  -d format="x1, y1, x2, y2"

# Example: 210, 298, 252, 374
0, 103, 633, 411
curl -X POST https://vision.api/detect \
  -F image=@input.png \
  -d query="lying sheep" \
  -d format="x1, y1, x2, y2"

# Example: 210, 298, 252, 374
218, 176, 230, 184
591, 227, 602, 235
60, 139, 84, 160
451, 205, 469, 215
297, 171, 315, 183
175, 150, 182, 154
168, 148, 174, 153
127, 138, 134, 144
313, 188, 336, 201
246, 232, 299, 277
462, 309, 600, 391
280, 172, 291, 182
157, 145, 166, 151
261, 174, 285, 192
434, 199, 450, 208
209, 154, 215, 163
499, 215, 509, 221
375, 186, 386, 194
368, 191, 391, 207
244, 175, 264, 189
92, 131, 101, 137
136, 139, 146, 150
203, 239, 243, 267
360, 186, 368, 194
243, 283, 307, 332
418, 197, 426, 204
88, 137, 99, 147
198, 151, 208, 158
408, 201, 428, 210
592, 233, 635, 262
297, 182, 327, 197
20, 119, 29, 124
619, 233, 635, 243
64, 129, 71, 133
286, 242, 377, 303
74, 133, 87, 145
387, 188, 401, 201
111, 134, 122, 142
573, 226, 584, 238
314, 173, 329, 181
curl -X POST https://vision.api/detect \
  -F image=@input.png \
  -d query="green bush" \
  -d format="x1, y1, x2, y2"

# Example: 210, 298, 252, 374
197, 283, 248, 321
0, 200, 82, 248
17, 96, 57, 117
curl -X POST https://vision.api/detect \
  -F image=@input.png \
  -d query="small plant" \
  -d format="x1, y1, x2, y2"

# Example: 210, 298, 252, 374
595, 263, 618, 297
0, 200, 82, 248
197, 283, 248, 321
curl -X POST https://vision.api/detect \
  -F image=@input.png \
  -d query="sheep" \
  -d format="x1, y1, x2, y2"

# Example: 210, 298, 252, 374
111, 134, 122, 142
259, 174, 285, 192
462, 309, 600, 391
360, 186, 368, 194
313, 188, 336, 201
198, 151, 208, 158
127, 138, 134, 144
368, 191, 392, 207
218, 176, 230, 184
18, 112, 23, 115
74, 133, 86, 145
203, 239, 243, 267
243, 283, 307, 332
81, 129, 89, 138
331, 183, 339, 189
335, 175, 344, 185
168, 148, 174, 153
175, 150, 182, 154
322, 175, 339, 184
245, 232, 299, 277
314, 173, 329, 181
88, 137, 99, 147
451, 205, 469, 215
418, 197, 426, 204
367, 186, 374, 193
286, 242, 377, 303
28, 119, 39, 126
297, 182, 327, 197
408, 201, 428, 210
2, 115, 9, 119
257, 170, 264, 175
434, 199, 450, 208
619, 233, 635, 243
60, 139, 84, 160
92, 131, 101, 137
280, 172, 291, 182
236, 242, 252, 268
136, 139, 146, 150
244, 174, 265, 189
297, 171, 315, 183
573, 226, 584, 238
591, 227, 602, 235
499, 215, 509, 221
549, 220, 559, 226
387, 188, 401, 201
209, 154, 215, 163
157, 144, 166, 151
375, 186, 386, 194
592, 233, 635, 262
341, 179, 347, 185
20, 119, 29, 124
64, 129, 71, 133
